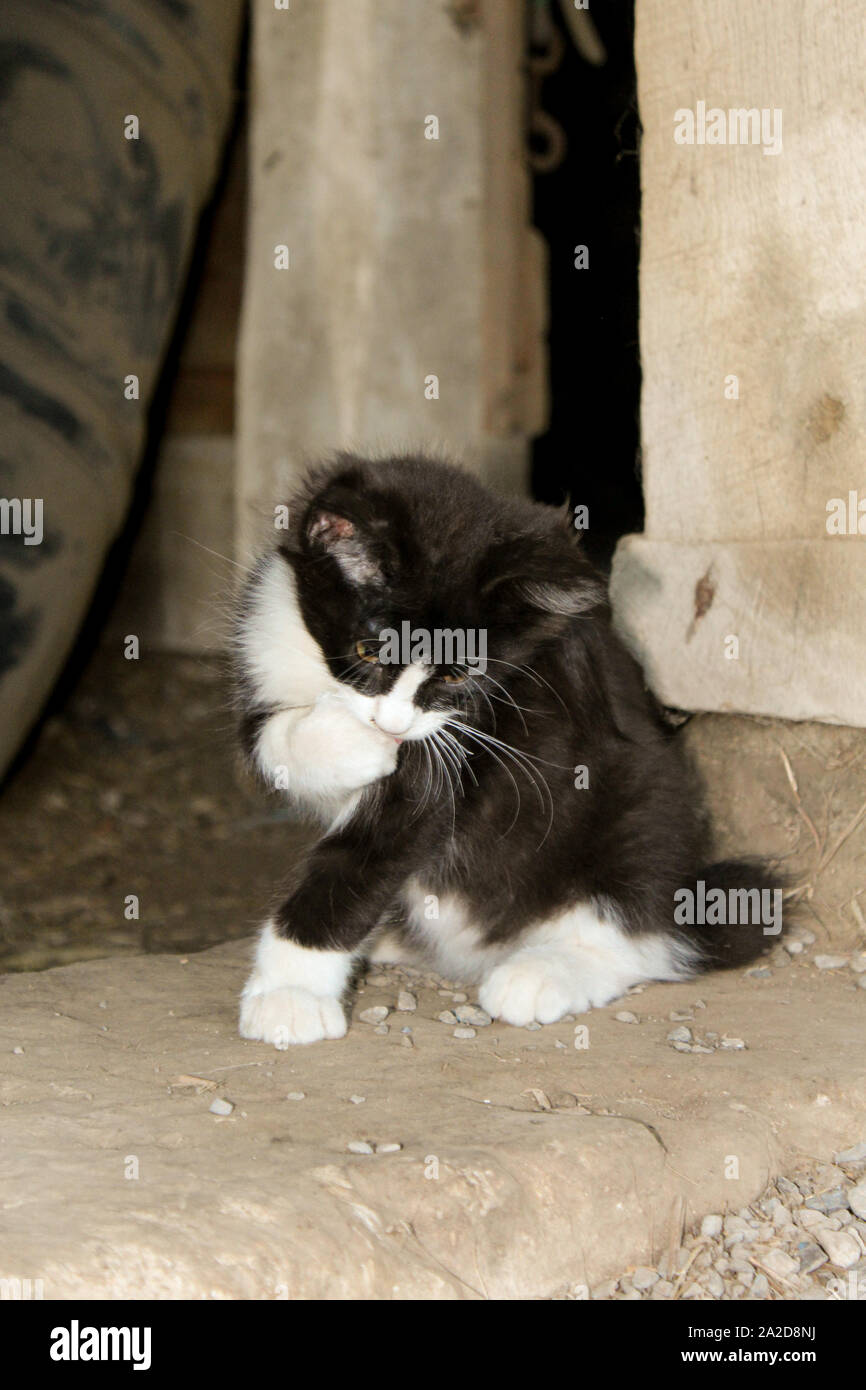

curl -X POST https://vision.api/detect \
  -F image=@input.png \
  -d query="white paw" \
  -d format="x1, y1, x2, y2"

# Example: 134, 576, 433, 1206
480, 949, 593, 1027
311, 691, 399, 787
239, 985, 347, 1047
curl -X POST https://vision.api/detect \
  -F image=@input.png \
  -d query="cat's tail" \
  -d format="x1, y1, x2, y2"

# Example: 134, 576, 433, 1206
678, 858, 790, 971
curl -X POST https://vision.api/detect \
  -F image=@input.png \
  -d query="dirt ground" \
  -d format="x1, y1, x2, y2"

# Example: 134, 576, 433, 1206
0, 649, 311, 971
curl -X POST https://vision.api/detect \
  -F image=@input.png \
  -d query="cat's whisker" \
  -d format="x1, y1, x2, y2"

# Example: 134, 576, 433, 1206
438, 727, 478, 787
172, 532, 254, 575
429, 733, 458, 837
443, 717, 557, 847
481, 656, 570, 716
442, 719, 527, 838
432, 731, 465, 791
476, 671, 536, 730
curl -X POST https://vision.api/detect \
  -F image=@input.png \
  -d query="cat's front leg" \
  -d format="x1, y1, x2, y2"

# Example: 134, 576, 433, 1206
239, 835, 407, 1047
239, 920, 353, 1047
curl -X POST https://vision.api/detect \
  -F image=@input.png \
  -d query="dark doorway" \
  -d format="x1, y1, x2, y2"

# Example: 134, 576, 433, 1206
529, 0, 642, 571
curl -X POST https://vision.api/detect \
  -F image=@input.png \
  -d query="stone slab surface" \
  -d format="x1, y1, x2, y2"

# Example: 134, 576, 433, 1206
1, 939, 863, 1299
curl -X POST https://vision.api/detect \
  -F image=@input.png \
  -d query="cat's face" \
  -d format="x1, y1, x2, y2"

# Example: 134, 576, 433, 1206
282, 456, 604, 744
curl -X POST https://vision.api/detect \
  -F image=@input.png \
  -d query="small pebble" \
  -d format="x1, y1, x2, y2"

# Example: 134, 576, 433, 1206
375, 1142, 402, 1154
615, 1011, 638, 1024
700, 1214, 723, 1238
671, 1040, 692, 1053
437, 1010, 458, 1025
847, 1180, 866, 1219
286, 1091, 305, 1101
667, 1025, 692, 1043
631, 1267, 658, 1290
784, 939, 804, 955
797, 1242, 828, 1275
815, 1228, 861, 1268
591, 1280, 618, 1300
454, 1003, 492, 1027
12, 1046, 24, 1055
719, 1036, 747, 1050
750, 1273, 770, 1298
359, 1006, 389, 1024
374, 1023, 389, 1035
347, 1140, 374, 1155
805, 1186, 850, 1214
396, 991, 417, 1012
850, 953, 866, 974
761, 1248, 799, 1280
814, 954, 849, 970
669, 1010, 693, 1022
453, 1026, 477, 1040
650, 1279, 675, 1299
209, 1097, 234, 1116
349, 1094, 366, 1104
746, 967, 772, 979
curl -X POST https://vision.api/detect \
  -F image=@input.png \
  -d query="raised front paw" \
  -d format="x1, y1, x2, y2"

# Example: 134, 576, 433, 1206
311, 691, 399, 788
239, 985, 347, 1047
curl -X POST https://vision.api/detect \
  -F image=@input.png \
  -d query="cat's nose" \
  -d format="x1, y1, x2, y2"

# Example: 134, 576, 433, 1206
373, 699, 414, 737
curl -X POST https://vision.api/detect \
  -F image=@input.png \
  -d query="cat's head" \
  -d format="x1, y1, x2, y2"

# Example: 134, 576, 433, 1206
280, 454, 605, 742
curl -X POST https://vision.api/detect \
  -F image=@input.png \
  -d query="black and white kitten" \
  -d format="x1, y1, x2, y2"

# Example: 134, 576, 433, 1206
234, 453, 778, 1047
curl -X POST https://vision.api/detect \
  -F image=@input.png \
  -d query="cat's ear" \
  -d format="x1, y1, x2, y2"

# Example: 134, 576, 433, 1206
516, 575, 607, 617
483, 540, 607, 618
305, 508, 383, 586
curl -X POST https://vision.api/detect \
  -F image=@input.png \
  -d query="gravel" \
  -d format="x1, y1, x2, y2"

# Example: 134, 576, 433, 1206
590, 1151, 866, 1300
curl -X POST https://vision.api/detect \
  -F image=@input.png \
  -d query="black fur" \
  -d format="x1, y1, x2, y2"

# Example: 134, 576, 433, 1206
237, 453, 782, 970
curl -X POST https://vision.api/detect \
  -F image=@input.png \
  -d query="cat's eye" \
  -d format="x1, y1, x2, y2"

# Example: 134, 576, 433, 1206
355, 639, 380, 664
442, 666, 468, 684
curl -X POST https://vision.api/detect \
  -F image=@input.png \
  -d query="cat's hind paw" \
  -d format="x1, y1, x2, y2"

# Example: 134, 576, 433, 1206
239, 985, 347, 1047
479, 950, 589, 1027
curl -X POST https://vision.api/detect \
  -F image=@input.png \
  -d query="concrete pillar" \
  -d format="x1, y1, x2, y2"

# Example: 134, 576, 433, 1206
236, 0, 546, 556
611, 0, 866, 727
